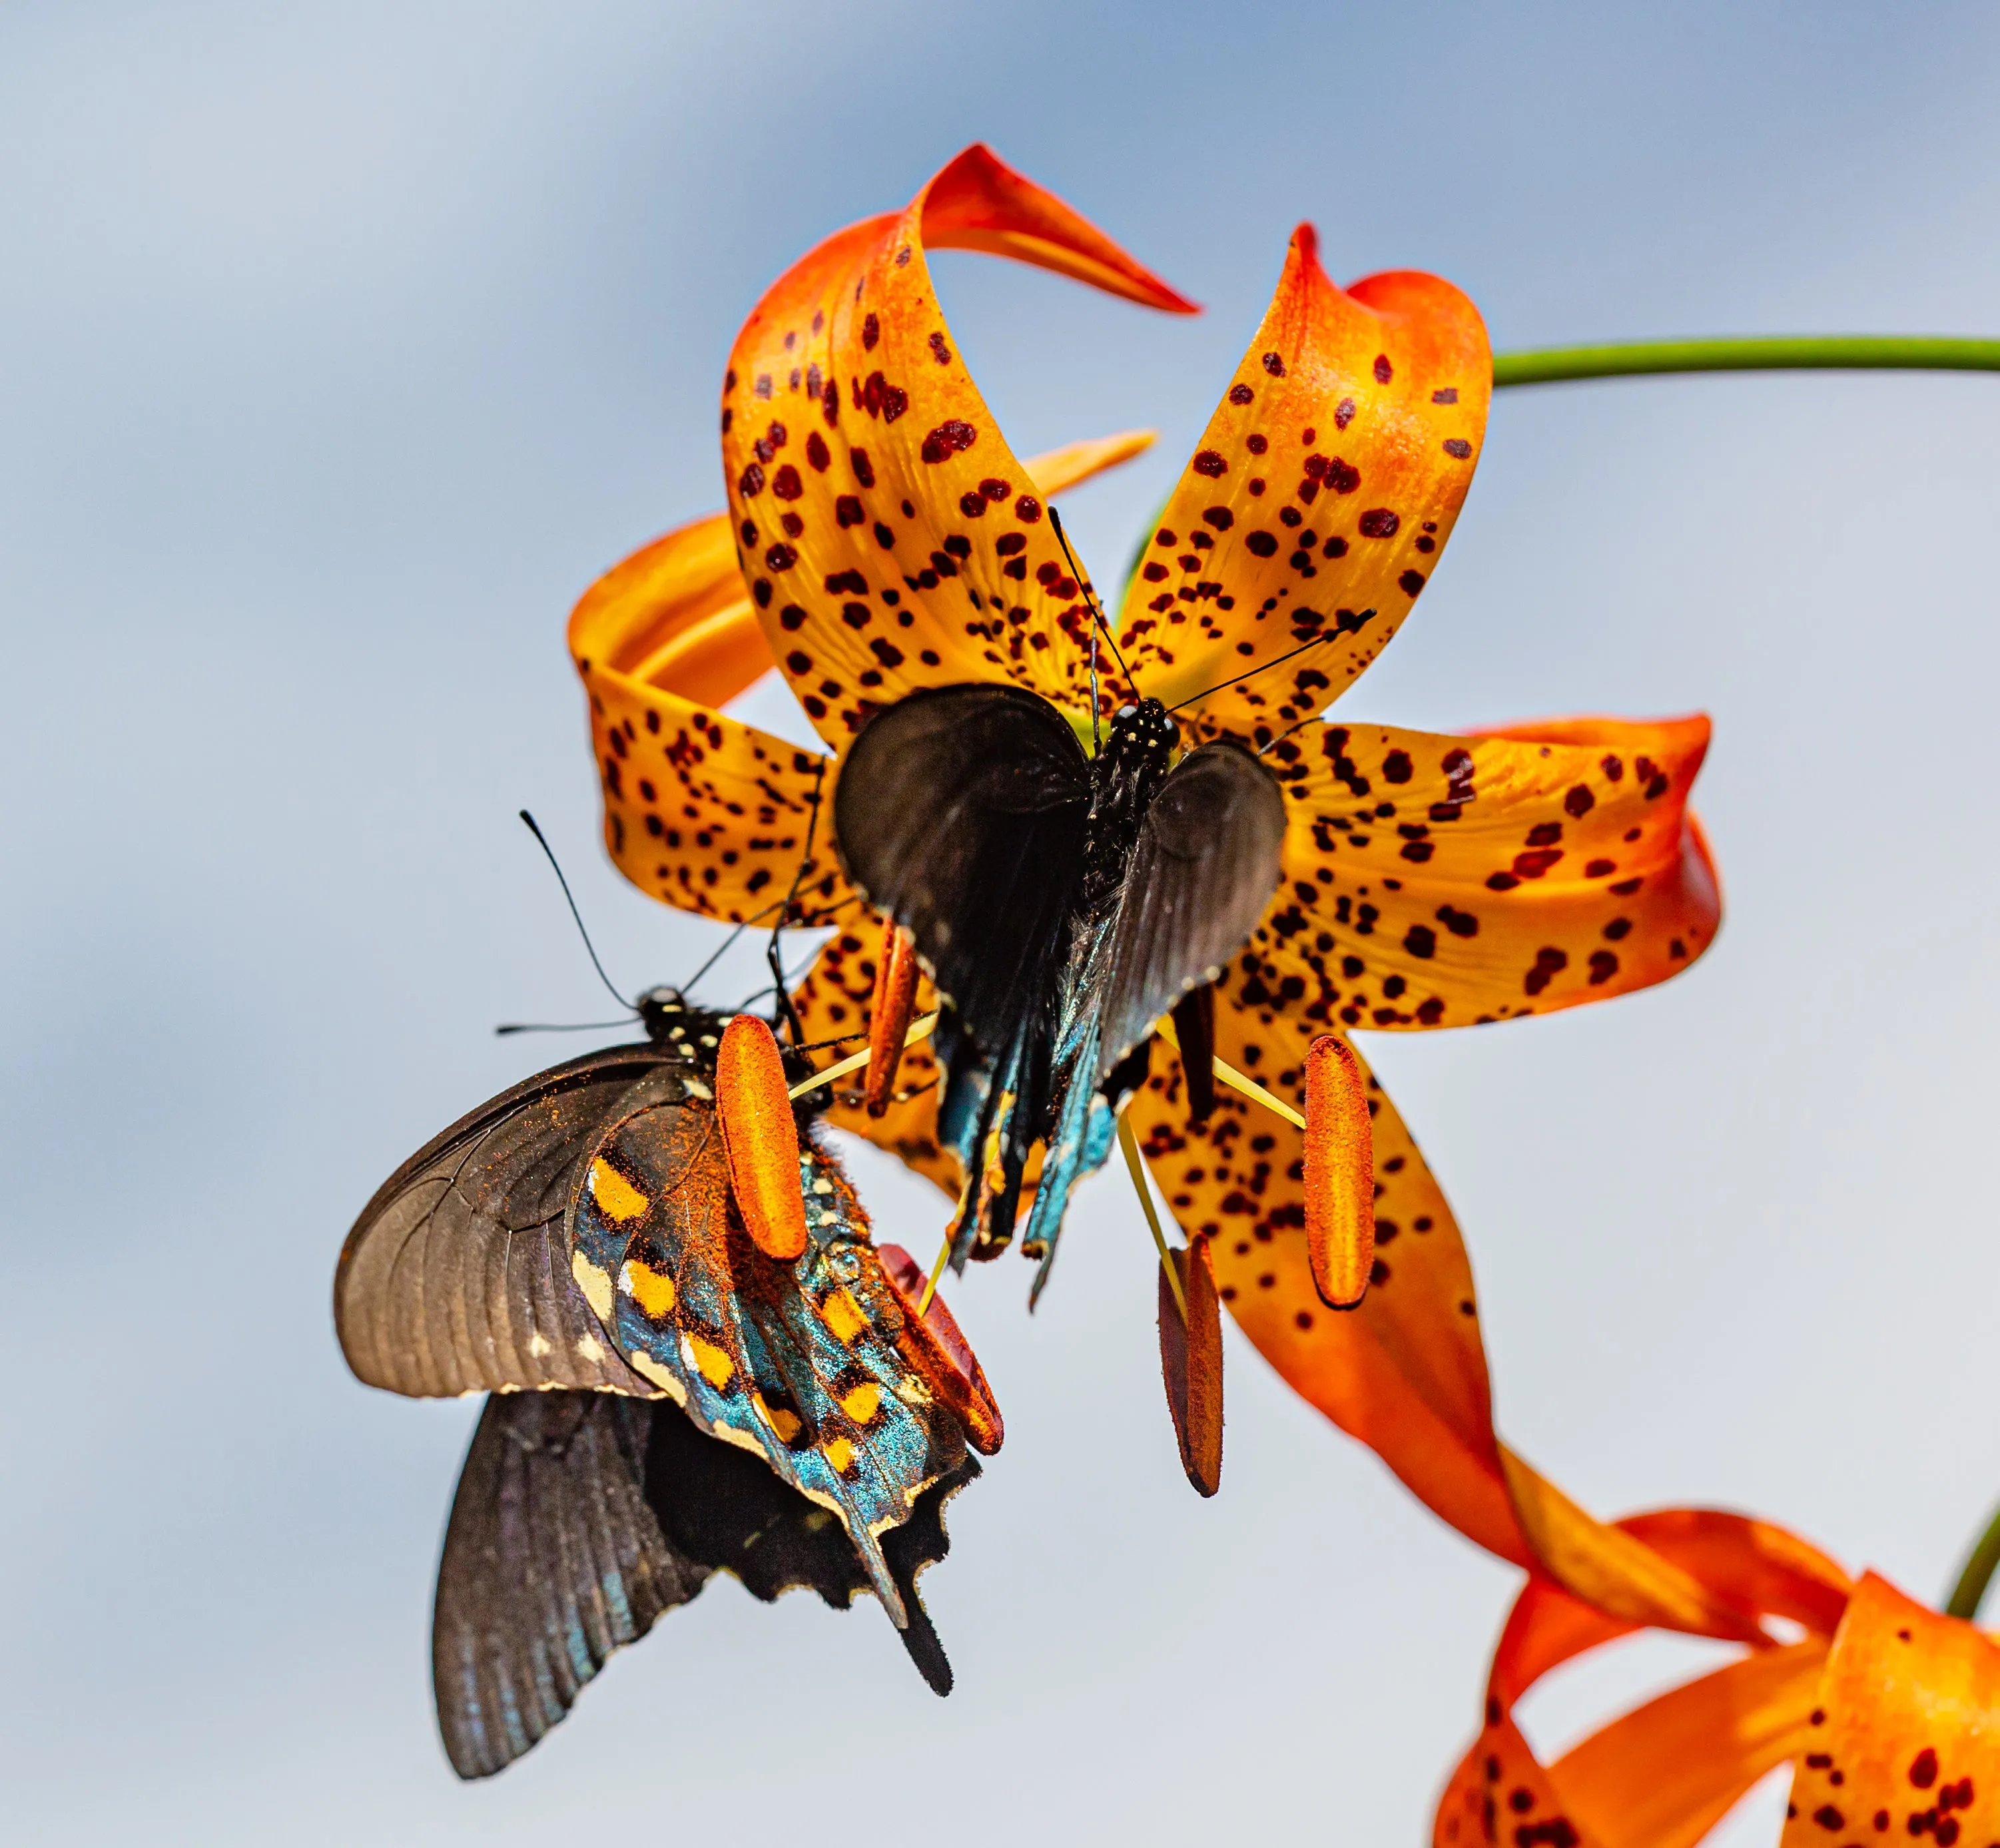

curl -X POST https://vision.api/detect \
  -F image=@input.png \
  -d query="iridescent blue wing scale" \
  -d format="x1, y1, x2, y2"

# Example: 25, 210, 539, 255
568, 1085, 975, 1623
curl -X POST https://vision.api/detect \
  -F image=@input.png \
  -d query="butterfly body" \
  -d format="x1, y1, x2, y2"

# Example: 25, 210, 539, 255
834, 686, 1287, 1298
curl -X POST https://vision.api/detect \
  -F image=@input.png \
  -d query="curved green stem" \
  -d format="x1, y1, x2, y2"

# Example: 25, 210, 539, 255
1946, 1496, 2000, 1621
1493, 336, 2000, 390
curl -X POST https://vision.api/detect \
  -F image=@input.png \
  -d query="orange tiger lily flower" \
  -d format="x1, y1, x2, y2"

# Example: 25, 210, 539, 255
1435, 1552, 2000, 1847
565, 145, 1720, 1474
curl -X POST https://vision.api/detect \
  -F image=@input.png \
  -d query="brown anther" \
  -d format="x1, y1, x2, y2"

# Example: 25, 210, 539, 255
716, 1014, 809, 1262
1158, 1233, 1223, 1496
865, 916, 919, 1117
1304, 1033, 1374, 1308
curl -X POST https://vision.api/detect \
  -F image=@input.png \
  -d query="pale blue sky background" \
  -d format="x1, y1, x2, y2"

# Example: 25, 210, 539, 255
5, 3, 2000, 1842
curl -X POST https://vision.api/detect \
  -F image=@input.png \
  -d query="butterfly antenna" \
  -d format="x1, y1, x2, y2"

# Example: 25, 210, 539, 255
1050, 505, 1142, 705
494, 1018, 635, 1037
1165, 616, 1374, 715
517, 810, 633, 1013
1086, 619, 1102, 751
765, 763, 827, 1044
1255, 713, 1321, 759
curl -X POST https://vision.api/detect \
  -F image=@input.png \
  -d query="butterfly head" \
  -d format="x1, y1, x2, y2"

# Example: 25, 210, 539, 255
636, 986, 727, 1049
1099, 697, 1179, 782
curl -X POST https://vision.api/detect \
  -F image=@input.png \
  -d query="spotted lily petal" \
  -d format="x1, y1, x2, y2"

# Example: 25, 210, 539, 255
1435, 1645, 1830, 1848
790, 926, 965, 1199
1436, 1513, 1851, 1848
1779, 1572, 2000, 1847
723, 145, 1191, 746
1249, 714, 1717, 1031
1128, 985, 1762, 1636
1128, 978, 1517, 1556
569, 434, 1156, 921
1119, 226, 1489, 736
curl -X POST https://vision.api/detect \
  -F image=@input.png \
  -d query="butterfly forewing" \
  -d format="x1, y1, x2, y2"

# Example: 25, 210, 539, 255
833, 683, 1092, 1054
336, 1044, 674, 1398
1095, 740, 1288, 1081
569, 1099, 975, 1620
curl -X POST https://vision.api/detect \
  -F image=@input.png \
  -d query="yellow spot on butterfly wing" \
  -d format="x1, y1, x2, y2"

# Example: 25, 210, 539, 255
628, 1352, 688, 1404
821, 1288, 868, 1345
620, 1259, 677, 1319
682, 1332, 737, 1391
571, 1253, 615, 1322
753, 1392, 803, 1443
840, 1383, 882, 1424
823, 1436, 856, 1474
588, 1158, 651, 1223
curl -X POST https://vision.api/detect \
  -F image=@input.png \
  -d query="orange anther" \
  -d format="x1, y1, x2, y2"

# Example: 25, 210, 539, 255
716, 1014, 809, 1262
1304, 1033, 1375, 1309
865, 917, 919, 1118
1158, 1233, 1222, 1496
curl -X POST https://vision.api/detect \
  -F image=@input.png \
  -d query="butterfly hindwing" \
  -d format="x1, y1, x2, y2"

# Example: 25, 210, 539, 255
641, 1398, 973, 1696
1096, 740, 1288, 1081
433, 1390, 705, 1779
833, 683, 1092, 1055
569, 1099, 974, 1622
434, 1390, 978, 1779
336, 1044, 674, 1398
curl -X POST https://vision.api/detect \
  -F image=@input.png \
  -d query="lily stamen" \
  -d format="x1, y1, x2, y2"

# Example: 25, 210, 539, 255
786, 1012, 938, 1100
717, 1014, 810, 1261
864, 918, 920, 1117
1118, 1108, 1186, 1318
1156, 1015, 1305, 1129
1303, 1034, 1375, 1309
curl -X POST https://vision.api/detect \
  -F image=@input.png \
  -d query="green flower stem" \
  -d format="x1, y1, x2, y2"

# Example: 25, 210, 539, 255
1492, 336, 2000, 389
1946, 1496, 2000, 1622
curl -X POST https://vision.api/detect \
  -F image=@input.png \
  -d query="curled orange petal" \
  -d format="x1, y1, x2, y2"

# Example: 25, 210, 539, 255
865, 916, 919, 1117
1255, 713, 1718, 1032
1779, 1572, 2000, 1847
1123, 224, 1490, 735
723, 145, 1189, 745
1303, 1032, 1373, 1307
715, 1014, 808, 1261
567, 508, 850, 925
